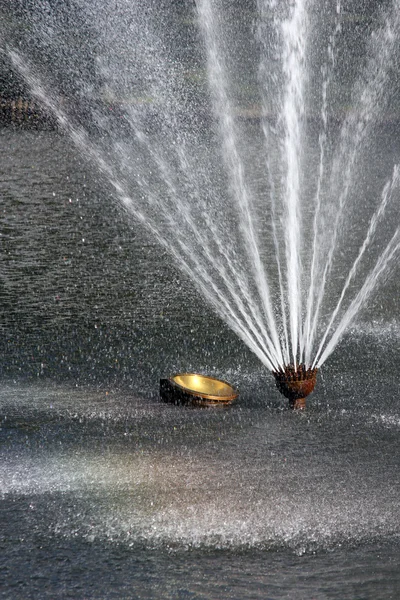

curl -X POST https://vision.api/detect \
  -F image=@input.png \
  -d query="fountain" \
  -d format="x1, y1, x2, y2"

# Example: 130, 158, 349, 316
273, 364, 318, 410
1, 0, 400, 408
3, 2, 400, 596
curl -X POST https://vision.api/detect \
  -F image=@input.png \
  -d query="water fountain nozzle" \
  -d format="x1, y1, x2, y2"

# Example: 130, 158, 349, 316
273, 364, 318, 409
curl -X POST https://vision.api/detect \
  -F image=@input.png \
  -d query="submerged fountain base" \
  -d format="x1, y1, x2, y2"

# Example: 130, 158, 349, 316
273, 364, 318, 410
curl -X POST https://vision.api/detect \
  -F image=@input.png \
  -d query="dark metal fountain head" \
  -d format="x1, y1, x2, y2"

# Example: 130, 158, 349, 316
273, 364, 318, 410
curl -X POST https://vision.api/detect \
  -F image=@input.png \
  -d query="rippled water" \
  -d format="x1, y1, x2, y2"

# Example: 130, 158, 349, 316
1, 130, 400, 598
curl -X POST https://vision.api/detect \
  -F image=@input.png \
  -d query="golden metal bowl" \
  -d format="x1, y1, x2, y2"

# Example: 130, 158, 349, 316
160, 373, 238, 407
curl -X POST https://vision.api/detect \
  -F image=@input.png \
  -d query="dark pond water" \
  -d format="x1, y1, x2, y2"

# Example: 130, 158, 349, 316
1, 129, 400, 599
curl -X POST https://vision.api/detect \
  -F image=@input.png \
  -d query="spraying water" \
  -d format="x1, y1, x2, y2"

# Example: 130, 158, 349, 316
1, 0, 400, 384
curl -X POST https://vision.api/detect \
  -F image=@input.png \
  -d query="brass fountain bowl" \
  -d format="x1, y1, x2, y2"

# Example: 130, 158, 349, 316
273, 364, 318, 409
160, 373, 238, 407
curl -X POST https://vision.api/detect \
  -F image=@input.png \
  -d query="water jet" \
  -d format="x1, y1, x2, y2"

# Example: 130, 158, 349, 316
2, 0, 400, 407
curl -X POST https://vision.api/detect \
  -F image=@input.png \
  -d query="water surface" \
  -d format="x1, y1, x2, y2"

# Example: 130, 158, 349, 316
1, 129, 400, 599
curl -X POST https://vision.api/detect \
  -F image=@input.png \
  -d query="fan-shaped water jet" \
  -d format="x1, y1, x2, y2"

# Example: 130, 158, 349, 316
2, 0, 400, 410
